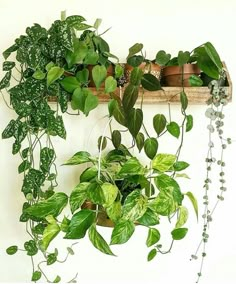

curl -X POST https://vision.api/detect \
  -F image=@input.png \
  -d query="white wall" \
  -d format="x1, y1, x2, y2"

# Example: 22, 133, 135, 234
0, 0, 235, 283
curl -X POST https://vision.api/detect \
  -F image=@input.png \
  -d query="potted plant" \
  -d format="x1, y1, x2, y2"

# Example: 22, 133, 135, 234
157, 42, 224, 87
124, 42, 161, 84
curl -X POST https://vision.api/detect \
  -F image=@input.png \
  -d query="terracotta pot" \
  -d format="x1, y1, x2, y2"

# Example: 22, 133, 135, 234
87, 64, 114, 88
125, 62, 161, 83
162, 64, 201, 87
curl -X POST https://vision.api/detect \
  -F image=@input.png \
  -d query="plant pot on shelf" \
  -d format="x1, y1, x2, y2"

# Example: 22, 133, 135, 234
162, 63, 201, 87
87, 64, 114, 88
124, 62, 161, 83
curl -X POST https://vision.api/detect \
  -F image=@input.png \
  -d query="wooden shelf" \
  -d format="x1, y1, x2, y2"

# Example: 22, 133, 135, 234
98, 62, 232, 104
49, 62, 232, 105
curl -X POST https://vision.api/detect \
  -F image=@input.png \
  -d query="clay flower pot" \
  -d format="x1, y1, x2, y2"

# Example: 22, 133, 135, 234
162, 64, 201, 87
125, 62, 161, 83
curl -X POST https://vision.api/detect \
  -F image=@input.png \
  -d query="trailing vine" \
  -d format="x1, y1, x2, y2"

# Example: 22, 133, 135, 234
190, 71, 231, 282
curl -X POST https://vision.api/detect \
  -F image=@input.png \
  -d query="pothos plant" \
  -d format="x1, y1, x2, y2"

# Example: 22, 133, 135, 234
0, 12, 231, 284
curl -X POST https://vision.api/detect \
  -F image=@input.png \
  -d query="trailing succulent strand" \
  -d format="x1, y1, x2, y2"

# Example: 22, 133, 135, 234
191, 71, 231, 282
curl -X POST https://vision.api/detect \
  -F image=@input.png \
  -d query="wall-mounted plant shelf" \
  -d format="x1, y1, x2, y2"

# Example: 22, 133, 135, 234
48, 63, 232, 105
97, 63, 232, 104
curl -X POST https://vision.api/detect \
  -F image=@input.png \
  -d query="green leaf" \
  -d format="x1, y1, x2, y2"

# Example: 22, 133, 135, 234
127, 43, 143, 58
65, 209, 96, 239
6, 245, 18, 255
89, 224, 115, 256
115, 64, 124, 78
194, 42, 222, 79
119, 157, 145, 176
87, 182, 104, 205
173, 161, 189, 171
110, 220, 135, 245
188, 75, 203, 86
25, 192, 68, 218
127, 55, 144, 67
175, 206, 188, 228
2, 120, 15, 139
122, 190, 147, 221
64, 151, 91, 165
65, 40, 88, 68
71, 87, 83, 110
175, 173, 190, 179
76, 68, 89, 84
3, 43, 18, 60
24, 240, 38, 256
153, 114, 166, 136
3, 61, 15, 71
80, 166, 98, 182
152, 153, 176, 172
112, 100, 126, 126
136, 132, 145, 152
127, 108, 143, 138
146, 228, 161, 247
144, 138, 158, 160
106, 201, 122, 222
42, 216, 60, 251
47, 253, 57, 265
141, 73, 162, 91
33, 69, 46, 80
129, 67, 143, 85
167, 122, 180, 138
112, 130, 121, 148
186, 115, 193, 132
147, 248, 157, 261
61, 216, 70, 232
84, 91, 99, 116
137, 208, 159, 226
171, 227, 188, 240
194, 46, 220, 79
84, 49, 99, 65
92, 65, 107, 90
185, 192, 198, 220
53, 276, 61, 283
60, 76, 81, 93
180, 91, 188, 110
47, 67, 64, 87
40, 147, 55, 173
122, 84, 139, 112
55, 116, 66, 139
67, 247, 75, 255
105, 76, 117, 93
94, 18, 102, 29
101, 182, 119, 207
98, 136, 107, 151
0, 71, 11, 90
155, 174, 183, 205
18, 160, 31, 174
149, 191, 177, 216
155, 50, 171, 66
66, 15, 86, 27
177, 51, 190, 66
70, 183, 89, 214
31, 271, 42, 282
